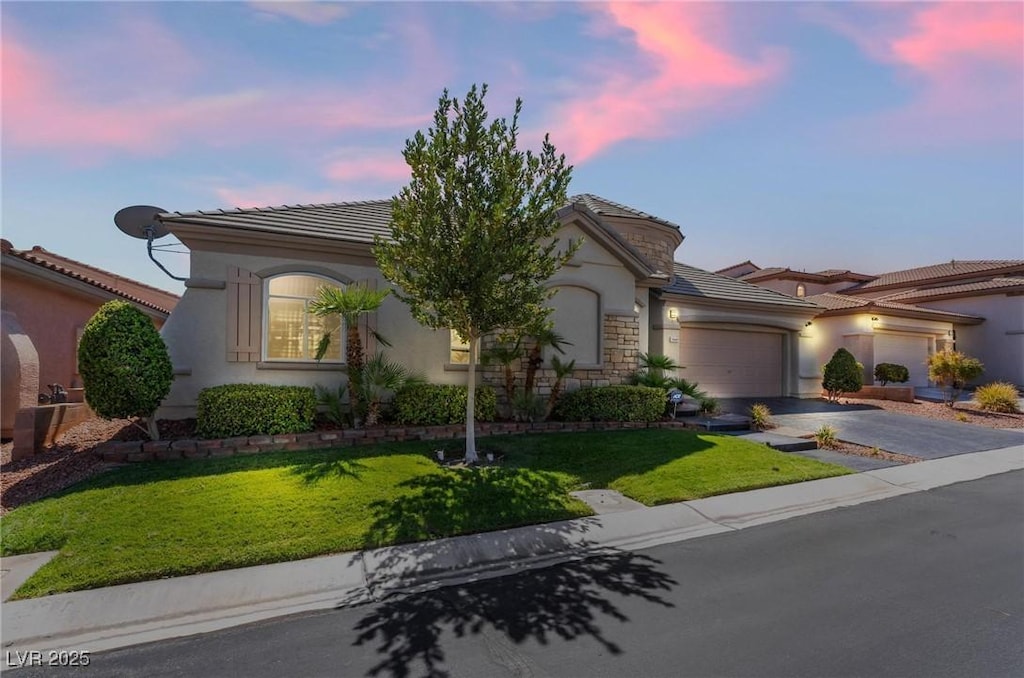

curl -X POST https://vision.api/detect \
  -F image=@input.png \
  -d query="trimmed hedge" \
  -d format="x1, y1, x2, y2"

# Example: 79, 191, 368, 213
197, 384, 317, 439
874, 363, 909, 386
392, 384, 497, 426
552, 385, 665, 422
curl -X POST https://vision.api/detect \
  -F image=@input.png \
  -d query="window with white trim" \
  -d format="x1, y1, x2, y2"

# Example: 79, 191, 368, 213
450, 329, 472, 364
264, 274, 343, 361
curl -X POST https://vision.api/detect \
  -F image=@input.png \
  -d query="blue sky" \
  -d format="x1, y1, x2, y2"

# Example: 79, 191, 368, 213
3, 1, 1022, 294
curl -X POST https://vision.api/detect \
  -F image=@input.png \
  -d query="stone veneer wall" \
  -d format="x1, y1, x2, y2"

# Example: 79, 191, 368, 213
96, 419, 705, 463
620, 231, 675, 274
476, 313, 640, 404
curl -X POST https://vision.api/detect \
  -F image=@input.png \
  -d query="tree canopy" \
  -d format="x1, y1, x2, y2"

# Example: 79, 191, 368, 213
375, 83, 577, 461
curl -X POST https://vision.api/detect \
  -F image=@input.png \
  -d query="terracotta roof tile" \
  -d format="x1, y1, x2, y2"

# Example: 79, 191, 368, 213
851, 260, 1024, 291
879, 277, 1024, 301
805, 292, 981, 322
569, 194, 681, 231
3, 241, 179, 315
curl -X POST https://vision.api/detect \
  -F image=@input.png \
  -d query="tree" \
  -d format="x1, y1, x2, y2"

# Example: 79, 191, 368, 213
309, 283, 390, 427
375, 83, 577, 463
523, 326, 571, 397
927, 349, 984, 407
77, 301, 173, 439
481, 338, 523, 416
822, 348, 862, 402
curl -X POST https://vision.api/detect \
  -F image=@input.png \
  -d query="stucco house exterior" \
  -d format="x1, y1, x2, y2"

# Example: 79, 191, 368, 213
145, 194, 822, 419
718, 260, 1024, 388
1, 240, 179, 439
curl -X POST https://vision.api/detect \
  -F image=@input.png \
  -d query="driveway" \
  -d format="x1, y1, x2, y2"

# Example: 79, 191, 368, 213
742, 410, 1020, 461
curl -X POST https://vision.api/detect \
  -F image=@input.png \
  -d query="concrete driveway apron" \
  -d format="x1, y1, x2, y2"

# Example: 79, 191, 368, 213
770, 410, 1024, 459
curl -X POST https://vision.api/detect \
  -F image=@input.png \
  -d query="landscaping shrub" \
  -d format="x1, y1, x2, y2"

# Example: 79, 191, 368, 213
77, 300, 173, 440
197, 384, 316, 438
927, 350, 984, 407
698, 396, 721, 417
822, 348, 863, 402
392, 384, 497, 426
749, 403, 773, 431
815, 424, 839, 449
552, 385, 664, 422
874, 363, 909, 386
975, 382, 1020, 413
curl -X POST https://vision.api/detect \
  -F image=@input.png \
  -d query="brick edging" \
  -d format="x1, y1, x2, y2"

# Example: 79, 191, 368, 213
95, 420, 707, 463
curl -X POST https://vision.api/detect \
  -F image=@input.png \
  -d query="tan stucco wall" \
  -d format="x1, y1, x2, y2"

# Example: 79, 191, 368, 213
158, 221, 642, 418
918, 294, 1024, 386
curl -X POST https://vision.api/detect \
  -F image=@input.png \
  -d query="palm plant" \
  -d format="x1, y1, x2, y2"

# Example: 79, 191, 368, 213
481, 339, 523, 408
523, 327, 571, 396
630, 352, 681, 389
546, 355, 576, 415
309, 283, 391, 425
358, 352, 423, 427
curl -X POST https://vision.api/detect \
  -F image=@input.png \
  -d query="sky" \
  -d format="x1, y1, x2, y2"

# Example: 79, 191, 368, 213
3, 0, 1022, 295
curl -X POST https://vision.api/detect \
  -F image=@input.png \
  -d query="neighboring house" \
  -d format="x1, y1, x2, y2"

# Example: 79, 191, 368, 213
144, 194, 825, 419
718, 260, 1024, 388
1, 240, 179, 438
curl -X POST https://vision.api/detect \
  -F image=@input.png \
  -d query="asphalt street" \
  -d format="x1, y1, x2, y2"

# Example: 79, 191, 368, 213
10, 471, 1023, 678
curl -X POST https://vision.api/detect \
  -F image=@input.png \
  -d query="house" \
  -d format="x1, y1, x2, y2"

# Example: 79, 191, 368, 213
144, 194, 822, 419
718, 260, 1024, 388
1, 240, 179, 439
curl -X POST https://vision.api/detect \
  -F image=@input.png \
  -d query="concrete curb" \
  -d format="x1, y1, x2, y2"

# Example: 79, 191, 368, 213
2, 445, 1021, 655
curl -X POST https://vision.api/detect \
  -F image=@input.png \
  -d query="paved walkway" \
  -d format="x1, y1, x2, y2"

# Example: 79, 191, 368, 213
2, 444, 1021, 657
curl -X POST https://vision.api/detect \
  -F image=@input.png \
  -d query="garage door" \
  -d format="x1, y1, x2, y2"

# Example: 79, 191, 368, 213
874, 333, 930, 387
678, 328, 783, 397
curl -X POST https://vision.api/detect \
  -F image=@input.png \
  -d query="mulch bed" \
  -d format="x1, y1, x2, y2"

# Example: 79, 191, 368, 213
842, 397, 1023, 429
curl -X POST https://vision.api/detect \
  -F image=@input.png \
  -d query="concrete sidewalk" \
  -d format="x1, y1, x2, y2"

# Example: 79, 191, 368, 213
2, 445, 1021, 656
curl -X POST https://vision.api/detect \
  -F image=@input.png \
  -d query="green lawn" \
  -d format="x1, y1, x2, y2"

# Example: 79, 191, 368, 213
0, 430, 848, 598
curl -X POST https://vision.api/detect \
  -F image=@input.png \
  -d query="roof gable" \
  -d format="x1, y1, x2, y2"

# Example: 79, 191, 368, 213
849, 260, 1024, 292
664, 263, 821, 310
805, 292, 982, 323
1, 240, 179, 315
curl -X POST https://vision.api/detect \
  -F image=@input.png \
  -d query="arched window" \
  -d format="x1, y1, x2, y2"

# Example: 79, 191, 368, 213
796, 283, 806, 298
264, 274, 343, 362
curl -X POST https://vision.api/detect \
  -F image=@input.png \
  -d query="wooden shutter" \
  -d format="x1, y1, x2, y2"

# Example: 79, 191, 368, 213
226, 266, 262, 362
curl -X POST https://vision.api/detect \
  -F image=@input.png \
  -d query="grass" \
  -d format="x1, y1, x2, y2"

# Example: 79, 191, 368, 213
0, 430, 848, 598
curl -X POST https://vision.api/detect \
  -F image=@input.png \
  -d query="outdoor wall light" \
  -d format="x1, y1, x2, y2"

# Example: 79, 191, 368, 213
667, 308, 679, 319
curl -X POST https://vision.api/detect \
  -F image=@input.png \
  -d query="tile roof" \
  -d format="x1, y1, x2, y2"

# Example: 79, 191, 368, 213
1, 240, 179, 315
738, 266, 873, 283
737, 266, 788, 281
851, 260, 1024, 291
879, 277, 1024, 302
805, 293, 981, 321
713, 260, 759, 275
664, 263, 821, 309
569, 194, 681, 231
160, 200, 395, 245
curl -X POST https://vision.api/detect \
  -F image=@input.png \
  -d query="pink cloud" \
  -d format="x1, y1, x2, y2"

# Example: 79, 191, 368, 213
811, 2, 1023, 146
248, 2, 350, 25
544, 3, 786, 163
2, 13, 442, 162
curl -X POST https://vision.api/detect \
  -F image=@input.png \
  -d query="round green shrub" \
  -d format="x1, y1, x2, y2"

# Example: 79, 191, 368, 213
874, 363, 909, 386
77, 300, 173, 421
392, 384, 497, 426
822, 348, 863, 402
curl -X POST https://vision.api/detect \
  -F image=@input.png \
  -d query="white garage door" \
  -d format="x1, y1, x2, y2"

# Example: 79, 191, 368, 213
874, 333, 930, 387
678, 328, 783, 397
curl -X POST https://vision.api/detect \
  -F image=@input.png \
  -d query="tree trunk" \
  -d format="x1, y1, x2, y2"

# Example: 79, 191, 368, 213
465, 335, 479, 464
347, 319, 363, 427
146, 416, 160, 441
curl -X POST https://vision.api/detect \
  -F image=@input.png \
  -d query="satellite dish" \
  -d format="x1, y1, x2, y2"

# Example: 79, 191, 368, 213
114, 204, 187, 282
114, 205, 169, 240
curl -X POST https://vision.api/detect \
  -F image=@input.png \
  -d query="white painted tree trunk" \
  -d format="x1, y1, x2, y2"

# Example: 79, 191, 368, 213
465, 335, 479, 464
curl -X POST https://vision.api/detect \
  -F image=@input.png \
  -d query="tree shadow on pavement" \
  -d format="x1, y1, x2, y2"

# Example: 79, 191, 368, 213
353, 466, 677, 678
353, 550, 676, 678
